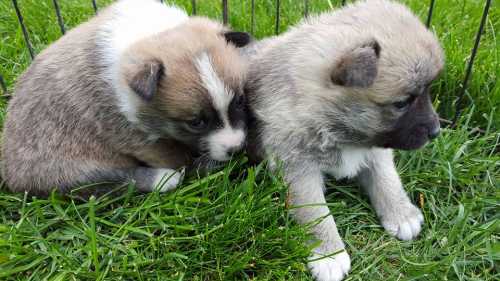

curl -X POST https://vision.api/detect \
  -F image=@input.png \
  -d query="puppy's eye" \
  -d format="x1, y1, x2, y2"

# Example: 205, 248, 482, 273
393, 100, 410, 109
393, 96, 416, 110
187, 117, 207, 130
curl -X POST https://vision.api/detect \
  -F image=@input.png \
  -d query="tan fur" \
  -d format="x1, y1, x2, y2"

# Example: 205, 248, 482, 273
121, 18, 246, 121
1, 2, 247, 195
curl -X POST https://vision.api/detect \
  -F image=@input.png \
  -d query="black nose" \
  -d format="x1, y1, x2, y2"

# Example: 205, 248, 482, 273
428, 127, 440, 140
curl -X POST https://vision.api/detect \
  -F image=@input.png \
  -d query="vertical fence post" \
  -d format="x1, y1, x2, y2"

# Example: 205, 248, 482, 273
52, 0, 66, 35
191, 0, 197, 15
275, 0, 280, 35
0, 74, 7, 94
342, 0, 346, 6
12, 0, 35, 60
251, 0, 255, 34
426, 0, 435, 28
222, 0, 228, 25
92, 0, 98, 14
304, 0, 309, 18
452, 0, 491, 126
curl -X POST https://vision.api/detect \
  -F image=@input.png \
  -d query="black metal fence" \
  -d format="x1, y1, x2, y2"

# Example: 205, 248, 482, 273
1, 0, 493, 127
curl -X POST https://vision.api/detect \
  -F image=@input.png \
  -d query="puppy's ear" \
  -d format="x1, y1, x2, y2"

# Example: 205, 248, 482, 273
331, 39, 381, 88
223, 31, 252, 48
128, 60, 163, 101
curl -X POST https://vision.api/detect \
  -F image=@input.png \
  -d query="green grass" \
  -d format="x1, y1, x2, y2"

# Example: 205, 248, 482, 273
0, 0, 499, 280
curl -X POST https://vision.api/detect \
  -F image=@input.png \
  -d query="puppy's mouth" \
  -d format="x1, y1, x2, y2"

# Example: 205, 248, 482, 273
192, 152, 225, 171
377, 126, 438, 151
209, 149, 244, 162
381, 138, 428, 150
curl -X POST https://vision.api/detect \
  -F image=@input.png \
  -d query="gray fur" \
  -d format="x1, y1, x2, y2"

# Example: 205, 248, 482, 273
244, 1, 444, 280
1, 2, 246, 196
2, 12, 152, 195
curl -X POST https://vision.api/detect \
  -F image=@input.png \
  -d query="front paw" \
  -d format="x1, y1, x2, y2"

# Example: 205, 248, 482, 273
152, 168, 185, 192
380, 202, 424, 240
308, 251, 351, 281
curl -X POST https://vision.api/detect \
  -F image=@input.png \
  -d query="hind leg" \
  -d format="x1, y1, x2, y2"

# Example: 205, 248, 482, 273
4, 157, 182, 195
4, 139, 187, 195
79, 140, 189, 193
129, 139, 191, 169
81, 166, 185, 193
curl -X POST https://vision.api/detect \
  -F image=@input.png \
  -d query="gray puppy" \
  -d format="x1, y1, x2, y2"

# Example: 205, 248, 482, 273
245, 0, 444, 280
2, 0, 250, 196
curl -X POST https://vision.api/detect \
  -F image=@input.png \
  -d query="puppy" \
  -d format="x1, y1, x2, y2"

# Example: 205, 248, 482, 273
2, 0, 251, 195
245, 1, 444, 280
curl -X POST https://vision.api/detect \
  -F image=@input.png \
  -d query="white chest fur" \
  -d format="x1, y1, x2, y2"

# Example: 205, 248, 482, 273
323, 147, 371, 180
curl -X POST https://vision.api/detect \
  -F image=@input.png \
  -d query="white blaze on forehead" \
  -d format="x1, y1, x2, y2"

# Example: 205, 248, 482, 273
195, 53, 245, 161
194, 52, 234, 117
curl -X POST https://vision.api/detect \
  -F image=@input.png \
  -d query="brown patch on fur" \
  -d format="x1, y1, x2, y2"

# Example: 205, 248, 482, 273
1, 5, 247, 195
121, 16, 247, 122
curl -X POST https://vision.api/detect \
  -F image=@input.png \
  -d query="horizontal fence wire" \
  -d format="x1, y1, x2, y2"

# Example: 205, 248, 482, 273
12, 0, 34, 60
52, 0, 66, 35
452, 0, 491, 126
222, 0, 228, 25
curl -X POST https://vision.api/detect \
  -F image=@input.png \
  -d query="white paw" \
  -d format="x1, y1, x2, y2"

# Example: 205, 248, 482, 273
381, 203, 424, 240
152, 168, 185, 192
308, 251, 351, 281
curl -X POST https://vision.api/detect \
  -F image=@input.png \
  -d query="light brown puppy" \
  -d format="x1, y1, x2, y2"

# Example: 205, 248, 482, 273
2, 0, 251, 195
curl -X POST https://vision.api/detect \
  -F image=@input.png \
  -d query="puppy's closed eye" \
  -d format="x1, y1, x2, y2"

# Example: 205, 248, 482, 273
393, 95, 417, 110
